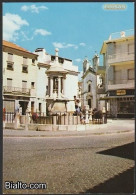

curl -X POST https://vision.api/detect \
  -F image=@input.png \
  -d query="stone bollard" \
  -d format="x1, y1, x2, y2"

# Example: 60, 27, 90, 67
84, 105, 89, 124
25, 112, 29, 131
14, 112, 20, 129
102, 107, 107, 124
89, 108, 93, 124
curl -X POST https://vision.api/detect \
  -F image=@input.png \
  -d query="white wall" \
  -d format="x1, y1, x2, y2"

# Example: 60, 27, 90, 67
3, 51, 37, 91
65, 74, 78, 100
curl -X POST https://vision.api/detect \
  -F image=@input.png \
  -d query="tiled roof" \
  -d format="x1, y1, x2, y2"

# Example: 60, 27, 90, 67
3, 40, 37, 56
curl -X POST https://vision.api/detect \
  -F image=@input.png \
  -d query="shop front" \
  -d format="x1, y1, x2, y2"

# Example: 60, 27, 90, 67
100, 89, 134, 118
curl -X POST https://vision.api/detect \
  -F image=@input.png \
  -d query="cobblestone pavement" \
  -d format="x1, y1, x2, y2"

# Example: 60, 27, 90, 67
3, 132, 135, 194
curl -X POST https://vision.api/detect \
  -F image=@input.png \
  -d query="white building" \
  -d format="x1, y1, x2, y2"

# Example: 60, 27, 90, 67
81, 55, 106, 110
100, 29, 134, 118
34, 47, 79, 114
3, 40, 38, 114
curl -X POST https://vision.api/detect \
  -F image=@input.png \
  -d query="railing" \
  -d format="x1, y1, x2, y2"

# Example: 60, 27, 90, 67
108, 82, 134, 90
97, 87, 105, 94
108, 29, 134, 40
30, 112, 81, 125
3, 86, 31, 95
4, 112, 15, 123
107, 51, 134, 64
30, 112, 106, 125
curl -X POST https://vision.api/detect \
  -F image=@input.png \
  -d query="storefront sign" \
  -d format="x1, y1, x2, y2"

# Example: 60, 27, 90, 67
116, 90, 126, 95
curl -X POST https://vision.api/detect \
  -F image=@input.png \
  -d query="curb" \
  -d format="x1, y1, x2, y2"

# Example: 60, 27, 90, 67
3, 129, 134, 138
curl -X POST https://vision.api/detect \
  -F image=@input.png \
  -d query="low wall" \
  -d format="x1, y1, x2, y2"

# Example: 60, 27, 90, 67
27, 124, 104, 131
5, 123, 15, 129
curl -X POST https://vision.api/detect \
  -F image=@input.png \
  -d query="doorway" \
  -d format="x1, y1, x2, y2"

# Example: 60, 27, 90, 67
19, 101, 28, 115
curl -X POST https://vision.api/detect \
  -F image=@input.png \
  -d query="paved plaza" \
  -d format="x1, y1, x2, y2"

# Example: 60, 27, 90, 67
3, 119, 135, 194
3, 119, 135, 138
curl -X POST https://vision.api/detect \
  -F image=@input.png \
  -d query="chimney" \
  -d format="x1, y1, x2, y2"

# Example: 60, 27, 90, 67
55, 48, 59, 62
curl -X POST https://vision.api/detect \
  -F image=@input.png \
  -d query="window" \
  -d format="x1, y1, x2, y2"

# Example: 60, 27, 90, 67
31, 82, 35, 89
88, 99, 91, 108
31, 101, 34, 113
22, 65, 28, 73
23, 57, 28, 65
32, 59, 35, 64
53, 77, 58, 93
8, 53, 13, 62
7, 78, 12, 87
128, 69, 134, 80
3, 100, 15, 112
7, 62, 14, 70
88, 84, 91, 92
46, 86, 48, 95
6, 78, 12, 92
118, 101, 134, 114
58, 58, 64, 64
39, 103, 42, 112
22, 81, 27, 88
51, 56, 55, 61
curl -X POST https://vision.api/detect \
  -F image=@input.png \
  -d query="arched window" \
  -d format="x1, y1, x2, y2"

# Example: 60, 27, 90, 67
88, 84, 91, 92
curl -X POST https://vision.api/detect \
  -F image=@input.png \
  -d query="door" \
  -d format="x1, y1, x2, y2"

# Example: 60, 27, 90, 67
19, 101, 28, 115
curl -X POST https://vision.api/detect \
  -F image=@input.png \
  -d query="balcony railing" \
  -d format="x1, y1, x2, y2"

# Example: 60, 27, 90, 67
107, 51, 134, 64
108, 29, 134, 40
3, 86, 31, 95
108, 82, 134, 90
97, 87, 105, 94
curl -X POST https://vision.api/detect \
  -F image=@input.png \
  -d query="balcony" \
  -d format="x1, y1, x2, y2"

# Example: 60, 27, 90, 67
3, 86, 31, 96
97, 87, 105, 94
107, 52, 134, 65
108, 81, 134, 90
108, 29, 134, 40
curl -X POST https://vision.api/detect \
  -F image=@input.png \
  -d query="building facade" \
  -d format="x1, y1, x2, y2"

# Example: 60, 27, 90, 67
3, 40, 38, 114
34, 48, 79, 114
81, 55, 106, 110
100, 29, 134, 118
3, 41, 79, 116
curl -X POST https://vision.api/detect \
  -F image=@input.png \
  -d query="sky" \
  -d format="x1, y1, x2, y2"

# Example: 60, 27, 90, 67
3, 2, 134, 74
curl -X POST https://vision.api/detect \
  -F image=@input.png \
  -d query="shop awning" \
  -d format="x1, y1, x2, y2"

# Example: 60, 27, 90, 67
99, 95, 134, 100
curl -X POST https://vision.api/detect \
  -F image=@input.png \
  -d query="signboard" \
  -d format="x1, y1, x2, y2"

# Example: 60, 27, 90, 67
116, 90, 126, 96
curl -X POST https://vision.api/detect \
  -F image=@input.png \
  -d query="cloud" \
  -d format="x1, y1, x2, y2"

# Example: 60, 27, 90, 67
75, 58, 82, 62
20, 31, 34, 41
34, 29, 51, 36
20, 28, 51, 41
21, 4, 48, 13
79, 42, 86, 47
52, 42, 78, 49
3, 13, 29, 41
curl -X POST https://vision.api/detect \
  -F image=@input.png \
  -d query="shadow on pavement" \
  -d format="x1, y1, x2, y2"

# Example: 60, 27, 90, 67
81, 142, 135, 193
81, 167, 134, 193
97, 142, 134, 160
